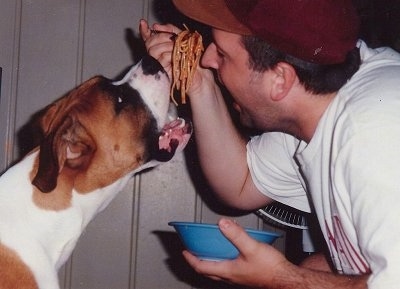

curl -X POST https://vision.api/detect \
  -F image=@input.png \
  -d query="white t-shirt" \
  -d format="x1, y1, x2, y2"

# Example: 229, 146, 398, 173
247, 40, 400, 289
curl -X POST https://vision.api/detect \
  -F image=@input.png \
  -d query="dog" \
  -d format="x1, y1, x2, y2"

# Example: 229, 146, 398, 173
0, 55, 192, 289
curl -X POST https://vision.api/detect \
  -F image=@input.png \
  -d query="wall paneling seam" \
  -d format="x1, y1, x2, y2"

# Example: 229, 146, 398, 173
75, 0, 86, 86
4, 0, 22, 167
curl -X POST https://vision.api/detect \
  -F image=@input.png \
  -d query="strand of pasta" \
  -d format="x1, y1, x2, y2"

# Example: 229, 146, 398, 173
171, 26, 204, 105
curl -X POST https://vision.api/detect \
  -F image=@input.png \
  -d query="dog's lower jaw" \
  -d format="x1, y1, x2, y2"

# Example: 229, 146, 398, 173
154, 117, 192, 162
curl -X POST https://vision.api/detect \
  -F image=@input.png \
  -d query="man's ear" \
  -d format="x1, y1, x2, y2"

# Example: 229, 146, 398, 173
270, 62, 297, 101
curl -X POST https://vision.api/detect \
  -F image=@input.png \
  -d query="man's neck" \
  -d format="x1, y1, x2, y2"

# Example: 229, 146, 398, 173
293, 91, 337, 143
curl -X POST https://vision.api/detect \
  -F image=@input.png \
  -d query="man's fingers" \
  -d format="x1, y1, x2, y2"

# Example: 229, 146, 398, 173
218, 218, 260, 257
182, 250, 232, 278
139, 19, 151, 41
153, 23, 179, 35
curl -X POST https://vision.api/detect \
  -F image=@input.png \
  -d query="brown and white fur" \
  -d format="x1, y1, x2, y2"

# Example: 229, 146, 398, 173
0, 55, 192, 289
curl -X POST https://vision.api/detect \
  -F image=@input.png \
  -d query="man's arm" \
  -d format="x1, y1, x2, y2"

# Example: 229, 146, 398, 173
140, 20, 271, 210
188, 75, 271, 210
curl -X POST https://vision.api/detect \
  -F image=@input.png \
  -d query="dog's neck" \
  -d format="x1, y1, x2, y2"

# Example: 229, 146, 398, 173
1, 150, 156, 270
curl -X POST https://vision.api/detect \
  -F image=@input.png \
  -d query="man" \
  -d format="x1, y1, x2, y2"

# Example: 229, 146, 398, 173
140, 0, 400, 288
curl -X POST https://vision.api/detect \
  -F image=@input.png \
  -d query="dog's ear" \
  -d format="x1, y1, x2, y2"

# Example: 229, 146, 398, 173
32, 94, 96, 193
32, 116, 72, 193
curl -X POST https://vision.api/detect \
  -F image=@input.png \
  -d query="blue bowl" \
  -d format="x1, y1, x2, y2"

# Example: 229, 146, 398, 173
168, 221, 281, 261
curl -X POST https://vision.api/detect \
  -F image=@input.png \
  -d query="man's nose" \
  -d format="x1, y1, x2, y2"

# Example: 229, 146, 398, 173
201, 43, 219, 70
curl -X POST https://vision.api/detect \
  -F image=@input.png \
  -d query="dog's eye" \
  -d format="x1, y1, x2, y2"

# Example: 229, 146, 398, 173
111, 83, 142, 114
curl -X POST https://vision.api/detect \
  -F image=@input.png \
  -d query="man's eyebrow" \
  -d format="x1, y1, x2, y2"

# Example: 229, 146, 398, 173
211, 31, 229, 54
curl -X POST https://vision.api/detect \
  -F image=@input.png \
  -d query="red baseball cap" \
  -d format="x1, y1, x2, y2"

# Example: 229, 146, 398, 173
172, 0, 360, 64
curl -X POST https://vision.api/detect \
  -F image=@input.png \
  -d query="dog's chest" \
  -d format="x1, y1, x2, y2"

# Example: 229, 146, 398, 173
0, 152, 129, 269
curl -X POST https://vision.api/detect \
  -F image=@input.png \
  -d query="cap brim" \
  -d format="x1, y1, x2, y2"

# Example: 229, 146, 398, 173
172, 0, 252, 35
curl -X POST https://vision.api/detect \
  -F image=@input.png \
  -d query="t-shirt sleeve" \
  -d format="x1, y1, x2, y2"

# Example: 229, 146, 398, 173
247, 132, 311, 212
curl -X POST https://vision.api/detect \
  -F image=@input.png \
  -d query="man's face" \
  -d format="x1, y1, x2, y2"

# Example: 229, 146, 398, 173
200, 29, 282, 131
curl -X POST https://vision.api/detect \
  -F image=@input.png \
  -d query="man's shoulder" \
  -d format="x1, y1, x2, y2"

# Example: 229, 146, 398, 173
339, 41, 400, 103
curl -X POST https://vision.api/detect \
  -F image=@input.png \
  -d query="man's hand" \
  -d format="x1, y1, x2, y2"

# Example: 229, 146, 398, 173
182, 218, 369, 289
139, 19, 179, 79
182, 218, 290, 287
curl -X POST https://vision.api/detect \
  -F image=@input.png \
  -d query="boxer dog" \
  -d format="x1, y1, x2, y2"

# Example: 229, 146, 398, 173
0, 55, 192, 289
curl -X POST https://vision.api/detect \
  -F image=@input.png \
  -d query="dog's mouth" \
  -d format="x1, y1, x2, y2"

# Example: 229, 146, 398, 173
113, 55, 193, 163
154, 118, 192, 162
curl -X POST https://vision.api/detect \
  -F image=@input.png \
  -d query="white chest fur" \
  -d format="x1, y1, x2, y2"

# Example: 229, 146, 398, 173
0, 151, 136, 287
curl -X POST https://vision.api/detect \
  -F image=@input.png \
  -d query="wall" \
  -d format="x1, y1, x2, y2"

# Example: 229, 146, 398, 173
0, 1, 284, 288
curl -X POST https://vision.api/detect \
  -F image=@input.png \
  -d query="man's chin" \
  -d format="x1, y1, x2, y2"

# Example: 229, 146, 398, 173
236, 116, 265, 136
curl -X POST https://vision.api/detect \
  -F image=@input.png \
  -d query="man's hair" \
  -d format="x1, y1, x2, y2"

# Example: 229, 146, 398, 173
242, 35, 361, 94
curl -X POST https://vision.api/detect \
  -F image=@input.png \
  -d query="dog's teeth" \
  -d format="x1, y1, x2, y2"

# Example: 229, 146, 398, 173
160, 132, 169, 138
177, 118, 185, 128
118, 97, 122, 103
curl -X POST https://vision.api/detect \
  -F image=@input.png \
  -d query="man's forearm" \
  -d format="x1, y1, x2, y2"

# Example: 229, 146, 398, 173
189, 81, 249, 202
271, 263, 369, 289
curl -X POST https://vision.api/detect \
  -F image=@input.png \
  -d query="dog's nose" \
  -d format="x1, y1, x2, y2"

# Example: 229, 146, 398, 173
141, 55, 166, 76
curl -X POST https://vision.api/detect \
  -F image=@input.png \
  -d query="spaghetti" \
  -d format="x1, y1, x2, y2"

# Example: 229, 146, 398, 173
171, 26, 204, 105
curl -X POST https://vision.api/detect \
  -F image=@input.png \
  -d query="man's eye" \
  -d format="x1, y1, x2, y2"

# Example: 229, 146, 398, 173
217, 50, 225, 58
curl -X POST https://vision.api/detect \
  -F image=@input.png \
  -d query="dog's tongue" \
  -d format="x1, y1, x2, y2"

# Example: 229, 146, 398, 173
159, 118, 192, 154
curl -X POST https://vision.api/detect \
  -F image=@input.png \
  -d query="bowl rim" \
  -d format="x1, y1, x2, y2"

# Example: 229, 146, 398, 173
168, 221, 282, 237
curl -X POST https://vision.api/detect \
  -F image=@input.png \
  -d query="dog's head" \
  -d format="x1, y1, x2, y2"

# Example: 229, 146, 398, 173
31, 55, 192, 193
